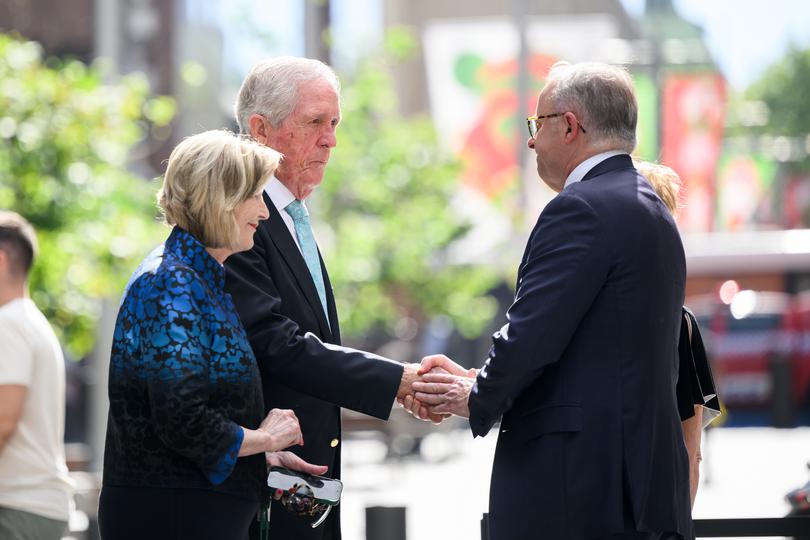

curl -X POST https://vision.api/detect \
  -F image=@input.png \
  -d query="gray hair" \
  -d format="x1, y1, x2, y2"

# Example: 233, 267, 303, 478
546, 62, 637, 153
234, 56, 340, 133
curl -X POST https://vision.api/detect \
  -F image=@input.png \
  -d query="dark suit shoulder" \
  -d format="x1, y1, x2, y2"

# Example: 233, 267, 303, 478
527, 187, 604, 251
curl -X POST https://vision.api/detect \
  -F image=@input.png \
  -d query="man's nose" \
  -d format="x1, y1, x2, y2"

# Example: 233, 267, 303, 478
527, 137, 535, 149
321, 127, 337, 148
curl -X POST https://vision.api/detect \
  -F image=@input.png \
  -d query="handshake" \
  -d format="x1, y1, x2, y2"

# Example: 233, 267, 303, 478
395, 354, 479, 423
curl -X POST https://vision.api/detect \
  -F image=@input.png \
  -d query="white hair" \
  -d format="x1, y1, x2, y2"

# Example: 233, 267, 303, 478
546, 62, 638, 153
234, 56, 340, 133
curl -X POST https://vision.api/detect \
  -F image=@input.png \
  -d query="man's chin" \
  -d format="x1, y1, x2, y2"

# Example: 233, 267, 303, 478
307, 170, 326, 187
298, 177, 325, 198
539, 173, 562, 193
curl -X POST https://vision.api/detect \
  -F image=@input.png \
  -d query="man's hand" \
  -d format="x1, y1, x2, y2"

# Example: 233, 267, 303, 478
397, 393, 450, 424
412, 372, 474, 418
259, 408, 303, 451
397, 362, 448, 423
419, 354, 478, 378
266, 450, 328, 476
396, 363, 421, 399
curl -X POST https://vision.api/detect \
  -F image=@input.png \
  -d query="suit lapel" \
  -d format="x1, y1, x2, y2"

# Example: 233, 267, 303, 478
319, 253, 341, 343
264, 193, 333, 341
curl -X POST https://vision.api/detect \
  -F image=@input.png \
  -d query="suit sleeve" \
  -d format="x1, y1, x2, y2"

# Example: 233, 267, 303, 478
225, 235, 404, 420
468, 192, 610, 437
142, 269, 243, 486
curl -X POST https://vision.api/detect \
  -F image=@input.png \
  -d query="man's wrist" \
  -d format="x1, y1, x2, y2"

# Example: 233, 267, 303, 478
397, 363, 418, 398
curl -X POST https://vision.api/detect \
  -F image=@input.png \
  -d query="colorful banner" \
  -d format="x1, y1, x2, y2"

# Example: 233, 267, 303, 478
453, 52, 556, 196
423, 16, 621, 200
661, 72, 727, 232
715, 153, 777, 230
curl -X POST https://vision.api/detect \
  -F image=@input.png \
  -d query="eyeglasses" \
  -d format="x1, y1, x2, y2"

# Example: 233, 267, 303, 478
527, 113, 587, 139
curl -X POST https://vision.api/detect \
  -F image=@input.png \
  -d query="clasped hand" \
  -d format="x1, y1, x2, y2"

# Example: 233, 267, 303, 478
397, 354, 477, 421
259, 408, 328, 476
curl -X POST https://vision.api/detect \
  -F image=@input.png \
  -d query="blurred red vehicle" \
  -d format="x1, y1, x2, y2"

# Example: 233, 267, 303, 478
687, 290, 810, 424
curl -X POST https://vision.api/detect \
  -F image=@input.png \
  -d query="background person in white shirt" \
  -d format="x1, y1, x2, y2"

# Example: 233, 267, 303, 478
0, 211, 72, 540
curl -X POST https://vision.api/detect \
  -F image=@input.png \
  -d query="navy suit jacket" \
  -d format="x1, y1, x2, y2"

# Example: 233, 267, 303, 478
469, 155, 693, 540
224, 193, 404, 540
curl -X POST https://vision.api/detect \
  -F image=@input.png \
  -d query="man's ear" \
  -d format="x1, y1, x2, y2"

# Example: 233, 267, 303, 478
248, 114, 271, 145
563, 112, 578, 140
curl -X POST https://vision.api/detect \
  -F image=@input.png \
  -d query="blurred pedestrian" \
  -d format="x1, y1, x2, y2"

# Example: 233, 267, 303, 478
636, 160, 722, 508
0, 211, 73, 540
98, 130, 327, 540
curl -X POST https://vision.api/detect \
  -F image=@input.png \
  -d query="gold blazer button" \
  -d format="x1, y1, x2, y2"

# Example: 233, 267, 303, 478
330, 438, 339, 448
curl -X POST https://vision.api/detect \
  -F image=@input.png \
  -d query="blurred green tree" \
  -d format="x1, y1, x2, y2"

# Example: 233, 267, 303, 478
316, 28, 499, 345
0, 34, 174, 357
746, 45, 810, 172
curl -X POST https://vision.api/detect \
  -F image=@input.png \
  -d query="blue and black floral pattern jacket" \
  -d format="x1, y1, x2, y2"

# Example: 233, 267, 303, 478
102, 227, 265, 500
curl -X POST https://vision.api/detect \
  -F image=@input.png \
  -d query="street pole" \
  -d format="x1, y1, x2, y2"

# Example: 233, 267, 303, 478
305, 0, 331, 62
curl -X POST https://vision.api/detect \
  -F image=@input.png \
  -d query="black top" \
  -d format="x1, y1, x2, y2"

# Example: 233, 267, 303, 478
102, 227, 265, 500
676, 307, 721, 425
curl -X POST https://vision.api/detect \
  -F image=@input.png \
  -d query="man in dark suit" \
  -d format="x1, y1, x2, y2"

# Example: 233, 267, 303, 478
412, 62, 693, 540
224, 57, 425, 540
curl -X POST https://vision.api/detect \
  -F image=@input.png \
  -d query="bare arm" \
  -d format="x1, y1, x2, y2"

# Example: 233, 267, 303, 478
0, 385, 27, 452
681, 405, 704, 509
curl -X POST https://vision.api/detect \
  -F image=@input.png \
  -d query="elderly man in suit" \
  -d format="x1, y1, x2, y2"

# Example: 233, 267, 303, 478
224, 57, 428, 540
411, 62, 694, 540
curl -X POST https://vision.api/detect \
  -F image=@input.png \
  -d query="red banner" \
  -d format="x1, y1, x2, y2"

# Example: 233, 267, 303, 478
661, 73, 726, 232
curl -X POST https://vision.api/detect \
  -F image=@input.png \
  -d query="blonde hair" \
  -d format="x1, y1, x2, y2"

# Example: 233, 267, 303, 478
158, 130, 281, 248
635, 160, 681, 215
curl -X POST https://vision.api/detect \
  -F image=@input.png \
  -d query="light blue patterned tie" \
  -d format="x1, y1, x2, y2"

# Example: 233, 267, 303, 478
285, 199, 329, 322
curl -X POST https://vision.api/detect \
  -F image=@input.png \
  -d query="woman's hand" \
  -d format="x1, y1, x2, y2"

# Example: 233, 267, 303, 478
259, 408, 303, 451
266, 450, 328, 476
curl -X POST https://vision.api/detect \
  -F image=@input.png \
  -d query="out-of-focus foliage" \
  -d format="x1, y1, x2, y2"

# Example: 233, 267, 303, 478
0, 34, 173, 357
746, 45, 810, 172
317, 28, 499, 342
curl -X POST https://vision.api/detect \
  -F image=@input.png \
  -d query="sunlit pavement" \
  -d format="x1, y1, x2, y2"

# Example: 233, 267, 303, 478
338, 426, 810, 540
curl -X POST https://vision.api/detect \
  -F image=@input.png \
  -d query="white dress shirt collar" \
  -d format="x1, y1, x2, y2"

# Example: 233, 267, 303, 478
265, 176, 299, 213
264, 176, 306, 252
563, 150, 627, 190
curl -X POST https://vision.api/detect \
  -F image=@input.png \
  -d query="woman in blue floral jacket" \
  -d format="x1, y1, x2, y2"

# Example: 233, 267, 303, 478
99, 131, 327, 539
